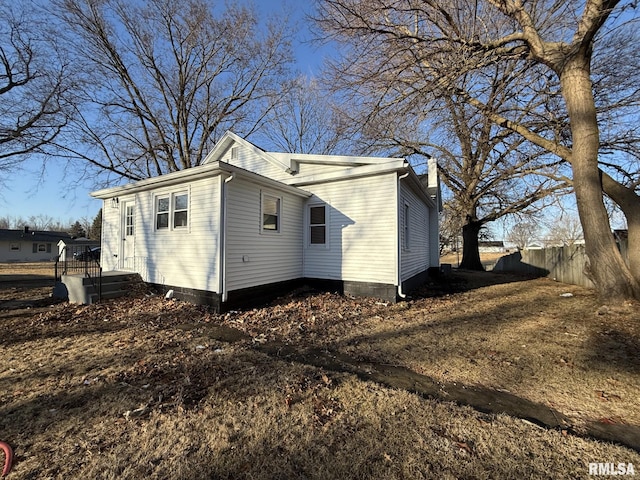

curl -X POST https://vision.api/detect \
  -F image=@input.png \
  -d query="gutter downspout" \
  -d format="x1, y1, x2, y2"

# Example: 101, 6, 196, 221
397, 171, 410, 299
220, 173, 235, 304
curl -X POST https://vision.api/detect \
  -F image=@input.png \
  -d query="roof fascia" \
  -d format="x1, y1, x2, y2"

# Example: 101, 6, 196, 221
271, 152, 400, 169
91, 162, 225, 199
91, 161, 311, 200
282, 159, 408, 186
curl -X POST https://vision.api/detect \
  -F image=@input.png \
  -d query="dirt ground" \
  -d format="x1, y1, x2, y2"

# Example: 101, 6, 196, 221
1, 264, 639, 479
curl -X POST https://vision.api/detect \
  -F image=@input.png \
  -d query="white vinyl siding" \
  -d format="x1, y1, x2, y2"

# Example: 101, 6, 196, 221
399, 182, 430, 281
221, 146, 290, 181
104, 177, 221, 292
303, 174, 397, 284
101, 198, 122, 271
225, 178, 304, 292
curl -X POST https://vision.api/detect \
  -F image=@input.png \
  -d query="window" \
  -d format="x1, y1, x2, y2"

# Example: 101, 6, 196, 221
262, 193, 280, 232
403, 203, 410, 250
156, 192, 189, 231
156, 196, 170, 230
34, 243, 48, 252
309, 205, 326, 245
10, 243, 20, 251
125, 204, 135, 236
173, 193, 188, 228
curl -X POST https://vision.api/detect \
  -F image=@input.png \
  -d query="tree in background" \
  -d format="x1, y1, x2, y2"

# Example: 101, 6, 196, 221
51, 0, 293, 184
507, 221, 538, 251
317, 8, 571, 271
258, 75, 354, 155
315, 0, 640, 300
0, 3, 70, 188
0, 215, 67, 231
89, 209, 102, 241
68, 220, 86, 238
544, 214, 584, 247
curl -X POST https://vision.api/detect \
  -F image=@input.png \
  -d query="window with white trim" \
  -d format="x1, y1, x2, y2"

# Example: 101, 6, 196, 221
33, 243, 49, 253
173, 193, 188, 228
261, 193, 280, 232
156, 196, 170, 230
10, 243, 20, 251
309, 204, 326, 245
156, 191, 189, 231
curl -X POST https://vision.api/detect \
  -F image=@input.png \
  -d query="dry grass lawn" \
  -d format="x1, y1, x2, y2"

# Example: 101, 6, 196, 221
1, 264, 639, 479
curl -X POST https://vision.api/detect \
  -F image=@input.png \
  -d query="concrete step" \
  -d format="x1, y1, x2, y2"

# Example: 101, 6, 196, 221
62, 271, 144, 304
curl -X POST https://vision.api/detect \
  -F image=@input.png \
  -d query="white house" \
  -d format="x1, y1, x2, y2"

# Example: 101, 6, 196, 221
90, 131, 441, 310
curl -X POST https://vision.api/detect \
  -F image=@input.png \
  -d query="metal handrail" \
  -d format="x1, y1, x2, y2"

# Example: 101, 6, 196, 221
54, 245, 103, 302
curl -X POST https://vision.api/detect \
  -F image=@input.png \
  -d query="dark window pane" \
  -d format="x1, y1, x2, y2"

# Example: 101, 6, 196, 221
310, 206, 325, 225
310, 225, 325, 244
263, 214, 278, 230
157, 212, 169, 229
174, 194, 188, 210
157, 197, 169, 212
174, 211, 188, 228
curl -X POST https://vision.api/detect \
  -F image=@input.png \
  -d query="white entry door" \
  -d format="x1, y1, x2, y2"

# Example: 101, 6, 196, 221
121, 201, 135, 270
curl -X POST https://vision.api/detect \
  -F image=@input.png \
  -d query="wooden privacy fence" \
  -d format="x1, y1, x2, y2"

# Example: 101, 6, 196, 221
493, 245, 599, 288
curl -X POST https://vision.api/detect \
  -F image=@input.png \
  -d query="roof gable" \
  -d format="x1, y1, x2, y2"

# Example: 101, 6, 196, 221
203, 131, 293, 174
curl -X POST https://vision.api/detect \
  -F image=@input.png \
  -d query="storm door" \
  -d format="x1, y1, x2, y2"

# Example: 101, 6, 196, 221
121, 201, 135, 270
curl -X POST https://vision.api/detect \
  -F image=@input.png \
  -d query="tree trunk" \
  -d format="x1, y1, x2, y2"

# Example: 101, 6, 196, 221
459, 220, 485, 270
560, 56, 640, 301
600, 172, 640, 287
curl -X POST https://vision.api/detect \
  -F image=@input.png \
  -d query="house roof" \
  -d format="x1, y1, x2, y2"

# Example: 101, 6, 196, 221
91, 161, 312, 199
0, 228, 73, 243
58, 238, 100, 246
91, 131, 439, 209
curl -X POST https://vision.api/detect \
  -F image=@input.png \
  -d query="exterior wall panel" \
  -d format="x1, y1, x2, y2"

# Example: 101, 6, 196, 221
399, 181, 430, 282
225, 177, 305, 292
104, 176, 221, 292
303, 174, 397, 285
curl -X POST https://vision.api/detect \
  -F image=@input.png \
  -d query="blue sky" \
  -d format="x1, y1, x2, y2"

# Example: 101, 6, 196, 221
1, 0, 325, 226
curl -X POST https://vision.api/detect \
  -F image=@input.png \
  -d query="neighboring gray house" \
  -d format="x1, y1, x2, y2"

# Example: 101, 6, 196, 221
90, 131, 441, 310
0, 227, 72, 262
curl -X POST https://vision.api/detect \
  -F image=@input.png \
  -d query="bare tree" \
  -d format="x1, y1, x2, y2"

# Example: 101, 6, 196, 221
258, 75, 353, 154
544, 213, 584, 247
0, 3, 70, 184
51, 0, 294, 183
321, 38, 571, 270
26, 215, 67, 231
508, 221, 538, 251
315, 0, 640, 300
